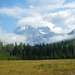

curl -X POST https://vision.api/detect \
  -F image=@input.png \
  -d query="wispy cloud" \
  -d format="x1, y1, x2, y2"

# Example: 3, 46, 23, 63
0, 6, 36, 19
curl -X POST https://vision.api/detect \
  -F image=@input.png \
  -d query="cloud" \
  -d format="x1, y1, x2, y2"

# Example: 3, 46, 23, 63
0, 0, 65, 19
0, 7, 23, 18
0, 28, 27, 44
0, 6, 36, 19
17, 15, 54, 30
43, 9, 75, 33
44, 11, 68, 25
52, 27, 68, 34
48, 34, 75, 43
64, 1, 75, 8
26, 0, 65, 13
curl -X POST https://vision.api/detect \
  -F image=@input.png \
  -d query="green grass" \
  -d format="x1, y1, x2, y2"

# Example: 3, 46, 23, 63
0, 59, 75, 75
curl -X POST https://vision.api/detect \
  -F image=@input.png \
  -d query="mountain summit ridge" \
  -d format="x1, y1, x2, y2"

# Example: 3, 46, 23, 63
14, 25, 75, 44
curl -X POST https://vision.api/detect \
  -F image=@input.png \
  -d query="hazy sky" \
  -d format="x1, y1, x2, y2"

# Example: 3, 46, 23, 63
0, 0, 75, 44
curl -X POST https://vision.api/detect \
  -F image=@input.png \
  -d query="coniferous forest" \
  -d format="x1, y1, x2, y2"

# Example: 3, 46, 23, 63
0, 39, 75, 60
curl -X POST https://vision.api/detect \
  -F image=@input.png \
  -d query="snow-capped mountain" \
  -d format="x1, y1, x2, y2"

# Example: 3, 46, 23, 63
14, 25, 43, 44
14, 25, 37, 35
14, 25, 58, 37
14, 25, 58, 44
38, 26, 58, 38
68, 29, 75, 35
14, 25, 75, 44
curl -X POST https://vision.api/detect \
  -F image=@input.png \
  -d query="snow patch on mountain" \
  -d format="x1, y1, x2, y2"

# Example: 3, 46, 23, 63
20, 25, 26, 31
39, 30, 47, 34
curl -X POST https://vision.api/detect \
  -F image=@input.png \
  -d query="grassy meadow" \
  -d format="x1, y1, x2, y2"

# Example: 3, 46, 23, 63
0, 59, 75, 75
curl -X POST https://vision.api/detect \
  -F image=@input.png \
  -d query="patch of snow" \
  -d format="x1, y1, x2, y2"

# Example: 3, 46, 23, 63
39, 30, 47, 34
20, 25, 26, 31
16, 25, 27, 32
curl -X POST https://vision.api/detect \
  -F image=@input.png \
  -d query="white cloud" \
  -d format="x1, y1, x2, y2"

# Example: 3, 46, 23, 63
43, 9, 75, 33
48, 34, 75, 43
0, 0, 65, 19
52, 27, 67, 34
26, 0, 65, 13
0, 7, 36, 19
0, 7, 23, 18
44, 10, 69, 25
18, 15, 54, 30
0, 28, 27, 44
64, 1, 75, 8
3, 33, 27, 44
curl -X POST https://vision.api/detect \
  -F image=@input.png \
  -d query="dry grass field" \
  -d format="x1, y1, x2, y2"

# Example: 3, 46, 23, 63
0, 59, 75, 75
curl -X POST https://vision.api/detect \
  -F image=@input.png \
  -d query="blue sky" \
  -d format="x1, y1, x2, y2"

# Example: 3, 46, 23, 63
0, 0, 75, 44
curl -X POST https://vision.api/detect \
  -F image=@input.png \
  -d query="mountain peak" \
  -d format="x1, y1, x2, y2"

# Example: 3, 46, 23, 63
14, 25, 30, 32
14, 25, 59, 44
68, 28, 75, 35
14, 25, 37, 35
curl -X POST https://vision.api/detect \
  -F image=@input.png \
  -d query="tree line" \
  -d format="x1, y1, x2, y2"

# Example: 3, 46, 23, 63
0, 39, 75, 60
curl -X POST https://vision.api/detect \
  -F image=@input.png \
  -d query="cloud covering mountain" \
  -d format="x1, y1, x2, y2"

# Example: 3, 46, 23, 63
0, 25, 75, 45
13, 25, 75, 45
